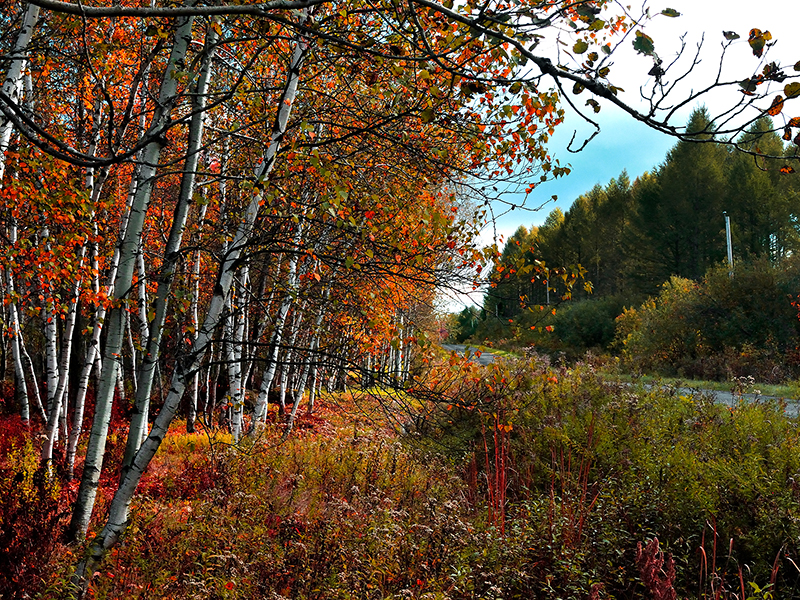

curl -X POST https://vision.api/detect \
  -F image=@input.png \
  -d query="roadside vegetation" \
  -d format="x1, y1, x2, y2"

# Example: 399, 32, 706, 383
457, 111, 800, 392
4, 357, 800, 599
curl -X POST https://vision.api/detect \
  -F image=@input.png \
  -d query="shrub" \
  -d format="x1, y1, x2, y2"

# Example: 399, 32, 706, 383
0, 437, 67, 599
615, 261, 800, 381
550, 296, 627, 353
427, 359, 800, 597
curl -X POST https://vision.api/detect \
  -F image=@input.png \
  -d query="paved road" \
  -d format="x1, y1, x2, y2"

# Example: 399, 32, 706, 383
441, 344, 496, 366
439, 346, 800, 416
650, 384, 800, 417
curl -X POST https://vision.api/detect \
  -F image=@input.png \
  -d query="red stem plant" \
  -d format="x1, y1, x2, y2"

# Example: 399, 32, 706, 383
481, 411, 510, 535
548, 416, 599, 553
637, 537, 678, 600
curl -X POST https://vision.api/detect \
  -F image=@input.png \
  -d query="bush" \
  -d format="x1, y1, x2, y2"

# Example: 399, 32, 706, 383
426, 359, 800, 598
34, 370, 800, 599
615, 260, 800, 381
0, 435, 67, 599
550, 296, 627, 353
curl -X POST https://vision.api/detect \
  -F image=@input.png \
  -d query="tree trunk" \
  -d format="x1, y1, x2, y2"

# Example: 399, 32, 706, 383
68, 12, 197, 543
0, 2, 40, 183
252, 222, 304, 422
122, 25, 217, 472
70, 14, 311, 589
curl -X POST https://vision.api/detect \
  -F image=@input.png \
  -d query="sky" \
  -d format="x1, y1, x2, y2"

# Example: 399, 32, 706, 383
442, 1, 796, 310
483, 0, 796, 245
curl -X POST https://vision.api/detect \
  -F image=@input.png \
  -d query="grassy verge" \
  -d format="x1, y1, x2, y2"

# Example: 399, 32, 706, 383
12, 361, 800, 599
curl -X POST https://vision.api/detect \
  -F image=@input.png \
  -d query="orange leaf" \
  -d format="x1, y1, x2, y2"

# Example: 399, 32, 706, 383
767, 95, 784, 116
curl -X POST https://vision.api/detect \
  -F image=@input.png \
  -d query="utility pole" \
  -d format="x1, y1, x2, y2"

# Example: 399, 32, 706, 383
723, 211, 733, 278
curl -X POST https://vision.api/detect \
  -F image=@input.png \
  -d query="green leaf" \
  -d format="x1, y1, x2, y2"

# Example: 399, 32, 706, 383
723, 31, 740, 41
588, 19, 605, 31
739, 78, 758, 93
601, 44, 611, 55
573, 81, 585, 95
573, 40, 589, 54
633, 31, 655, 56
420, 107, 435, 123
661, 8, 680, 17
785, 82, 800, 98
794, 61, 800, 72
748, 29, 772, 58
575, 4, 600, 19
585, 98, 600, 113
509, 81, 522, 94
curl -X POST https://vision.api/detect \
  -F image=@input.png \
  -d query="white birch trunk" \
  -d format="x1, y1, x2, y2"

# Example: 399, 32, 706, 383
65, 154, 111, 477
122, 25, 217, 470
18, 324, 44, 419
188, 240, 205, 432
4, 223, 30, 421
136, 246, 149, 357
0, 5, 40, 420
0, 3, 40, 183
252, 223, 304, 422
68, 13, 197, 542
43, 298, 59, 419
71, 15, 311, 586
42, 263, 84, 464
285, 288, 330, 437
241, 258, 280, 389
225, 291, 246, 441
278, 303, 305, 417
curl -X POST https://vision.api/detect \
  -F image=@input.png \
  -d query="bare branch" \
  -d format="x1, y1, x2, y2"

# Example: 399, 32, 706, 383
25, 0, 330, 18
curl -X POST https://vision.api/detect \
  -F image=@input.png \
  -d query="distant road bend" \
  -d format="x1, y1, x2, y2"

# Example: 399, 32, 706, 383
644, 384, 800, 418
441, 344, 496, 366
439, 345, 799, 417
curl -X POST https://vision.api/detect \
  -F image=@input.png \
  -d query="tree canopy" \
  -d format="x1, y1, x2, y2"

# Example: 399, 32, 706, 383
0, 0, 798, 594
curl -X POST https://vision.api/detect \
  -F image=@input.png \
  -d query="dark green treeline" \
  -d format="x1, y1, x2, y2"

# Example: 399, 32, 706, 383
483, 108, 800, 322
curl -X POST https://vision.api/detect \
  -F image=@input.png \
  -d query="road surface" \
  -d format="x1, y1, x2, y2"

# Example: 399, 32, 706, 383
441, 344, 496, 366
648, 384, 800, 417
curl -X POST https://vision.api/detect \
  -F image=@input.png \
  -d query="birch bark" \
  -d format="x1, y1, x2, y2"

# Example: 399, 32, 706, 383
122, 24, 217, 473
252, 221, 304, 422
0, 2, 40, 183
68, 12, 197, 542
71, 12, 311, 588
284, 281, 331, 437
4, 223, 30, 421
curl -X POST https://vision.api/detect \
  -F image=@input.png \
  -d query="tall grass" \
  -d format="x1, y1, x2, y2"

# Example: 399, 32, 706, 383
21, 360, 800, 599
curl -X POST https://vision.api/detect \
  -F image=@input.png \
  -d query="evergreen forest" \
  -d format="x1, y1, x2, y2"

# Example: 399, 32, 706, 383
471, 109, 800, 382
